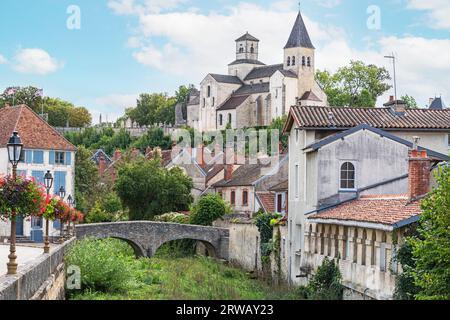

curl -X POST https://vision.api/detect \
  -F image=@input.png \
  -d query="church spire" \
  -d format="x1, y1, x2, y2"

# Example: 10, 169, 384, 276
284, 10, 315, 49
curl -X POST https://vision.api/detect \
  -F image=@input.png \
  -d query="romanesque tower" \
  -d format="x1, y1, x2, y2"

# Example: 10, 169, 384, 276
284, 11, 316, 99
228, 32, 265, 80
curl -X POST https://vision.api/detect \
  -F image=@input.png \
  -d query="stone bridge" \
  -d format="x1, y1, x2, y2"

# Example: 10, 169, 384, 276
75, 222, 230, 260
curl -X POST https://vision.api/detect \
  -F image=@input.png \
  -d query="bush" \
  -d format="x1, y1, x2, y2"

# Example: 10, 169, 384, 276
298, 258, 344, 300
65, 238, 135, 294
85, 202, 115, 223
154, 212, 190, 224
190, 194, 231, 226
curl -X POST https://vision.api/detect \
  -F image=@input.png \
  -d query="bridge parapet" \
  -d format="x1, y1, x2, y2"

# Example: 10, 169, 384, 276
76, 221, 230, 260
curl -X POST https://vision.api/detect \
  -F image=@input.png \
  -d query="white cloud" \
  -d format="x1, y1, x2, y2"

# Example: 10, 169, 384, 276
0, 54, 7, 64
13, 48, 63, 75
108, 0, 186, 15
92, 93, 139, 123
407, 0, 450, 29
110, 1, 450, 107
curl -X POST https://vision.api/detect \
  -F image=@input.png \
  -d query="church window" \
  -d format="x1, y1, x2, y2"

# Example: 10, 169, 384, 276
228, 113, 232, 124
203, 98, 206, 107
287, 57, 291, 66
340, 162, 355, 190
239, 46, 244, 53
292, 56, 296, 66
302, 56, 306, 66
250, 44, 254, 54
307, 57, 311, 67
207, 86, 211, 97
219, 114, 223, 126
212, 97, 215, 106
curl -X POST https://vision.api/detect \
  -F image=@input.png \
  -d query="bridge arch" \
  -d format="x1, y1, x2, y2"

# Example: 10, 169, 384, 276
152, 238, 217, 258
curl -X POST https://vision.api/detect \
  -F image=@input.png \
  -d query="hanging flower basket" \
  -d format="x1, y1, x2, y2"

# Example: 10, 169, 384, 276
0, 175, 46, 221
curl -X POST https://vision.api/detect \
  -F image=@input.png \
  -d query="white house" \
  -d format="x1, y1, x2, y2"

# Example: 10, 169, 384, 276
0, 105, 76, 243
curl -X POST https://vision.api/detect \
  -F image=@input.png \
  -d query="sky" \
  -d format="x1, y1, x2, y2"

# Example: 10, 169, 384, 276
0, 0, 449, 123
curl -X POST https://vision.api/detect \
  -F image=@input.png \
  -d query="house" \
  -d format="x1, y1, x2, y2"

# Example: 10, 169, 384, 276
213, 152, 289, 217
188, 9, 328, 132
283, 102, 450, 297
304, 149, 435, 300
0, 105, 76, 243
91, 149, 112, 166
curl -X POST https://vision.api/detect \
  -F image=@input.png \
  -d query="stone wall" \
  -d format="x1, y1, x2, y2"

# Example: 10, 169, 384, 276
0, 239, 74, 300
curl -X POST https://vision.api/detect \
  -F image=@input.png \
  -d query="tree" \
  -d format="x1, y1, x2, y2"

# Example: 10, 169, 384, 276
132, 127, 172, 151
114, 159, 193, 220
0, 86, 43, 110
74, 146, 100, 213
175, 85, 190, 103
69, 106, 92, 127
316, 60, 392, 108
127, 93, 176, 126
401, 94, 419, 109
410, 165, 450, 300
190, 194, 231, 226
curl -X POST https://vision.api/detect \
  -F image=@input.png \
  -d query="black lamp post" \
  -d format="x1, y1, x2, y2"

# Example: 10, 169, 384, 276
59, 186, 66, 241
67, 195, 73, 237
6, 131, 23, 275
43, 171, 53, 254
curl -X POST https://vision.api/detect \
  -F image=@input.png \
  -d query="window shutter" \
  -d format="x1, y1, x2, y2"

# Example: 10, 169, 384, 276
49, 151, 55, 165
33, 151, 44, 164
25, 150, 33, 164
66, 152, 72, 165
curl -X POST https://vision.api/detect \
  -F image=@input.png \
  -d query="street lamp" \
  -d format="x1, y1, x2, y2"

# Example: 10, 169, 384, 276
43, 171, 53, 254
67, 195, 73, 237
6, 131, 23, 275
58, 186, 66, 241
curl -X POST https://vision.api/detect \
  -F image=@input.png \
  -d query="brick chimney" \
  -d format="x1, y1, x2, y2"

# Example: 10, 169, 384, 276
196, 143, 205, 168
225, 164, 234, 181
98, 155, 107, 177
113, 149, 122, 161
408, 148, 431, 201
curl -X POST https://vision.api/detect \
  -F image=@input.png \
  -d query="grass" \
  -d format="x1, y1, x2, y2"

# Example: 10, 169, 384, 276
69, 240, 297, 300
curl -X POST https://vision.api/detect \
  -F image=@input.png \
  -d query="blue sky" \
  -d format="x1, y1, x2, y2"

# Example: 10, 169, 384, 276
1, 0, 449, 123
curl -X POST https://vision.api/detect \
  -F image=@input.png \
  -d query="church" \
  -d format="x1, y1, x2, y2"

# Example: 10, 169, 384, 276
184, 10, 328, 132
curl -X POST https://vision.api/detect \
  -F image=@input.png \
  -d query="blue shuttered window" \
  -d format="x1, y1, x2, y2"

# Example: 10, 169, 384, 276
66, 152, 72, 165
33, 151, 44, 164
25, 150, 33, 164
53, 171, 67, 195
49, 151, 55, 165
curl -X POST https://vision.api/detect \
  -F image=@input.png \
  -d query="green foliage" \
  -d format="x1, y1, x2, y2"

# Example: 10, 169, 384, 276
65, 238, 136, 294
85, 202, 114, 224
268, 115, 288, 151
74, 146, 100, 213
316, 60, 391, 107
175, 85, 190, 104
190, 194, 231, 226
154, 212, 190, 224
254, 211, 282, 261
127, 93, 176, 126
393, 231, 421, 300
132, 127, 172, 152
114, 159, 193, 220
410, 165, 450, 300
297, 258, 344, 300
401, 94, 419, 109
0, 87, 92, 127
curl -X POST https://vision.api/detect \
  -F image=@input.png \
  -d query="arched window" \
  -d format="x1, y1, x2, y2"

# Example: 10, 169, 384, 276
292, 56, 296, 66
219, 114, 223, 126
231, 190, 236, 205
239, 46, 244, 53
340, 162, 355, 190
287, 57, 291, 66
242, 190, 248, 206
250, 44, 254, 54
307, 57, 311, 67
228, 113, 232, 124
207, 85, 211, 98
302, 56, 306, 66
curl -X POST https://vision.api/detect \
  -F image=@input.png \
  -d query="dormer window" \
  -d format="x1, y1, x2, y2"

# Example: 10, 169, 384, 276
340, 162, 356, 190
292, 56, 296, 66
287, 57, 291, 66
302, 56, 306, 66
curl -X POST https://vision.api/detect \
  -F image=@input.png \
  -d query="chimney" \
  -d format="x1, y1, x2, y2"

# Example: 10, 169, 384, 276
98, 155, 107, 177
225, 164, 234, 181
408, 148, 431, 201
113, 149, 122, 161
196, 143, 205, 168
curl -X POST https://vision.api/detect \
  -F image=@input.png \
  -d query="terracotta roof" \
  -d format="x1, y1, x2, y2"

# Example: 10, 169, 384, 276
308, 195, 422, 229
285, 105, 450, 132
214, 163, 265, 188
204, 164, 225, 183
256, 192, 275, 213
0, 105, 76, 151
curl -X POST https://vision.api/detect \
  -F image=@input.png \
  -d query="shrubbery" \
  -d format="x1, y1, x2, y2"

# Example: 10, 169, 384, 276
297, 258, 344, 300
190, 194, 231, 226
154, 212, 190, 224
65, 238, 136, 294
